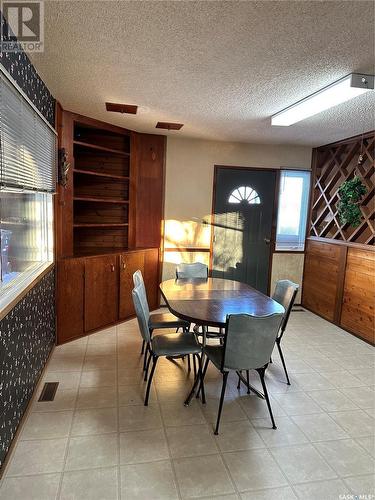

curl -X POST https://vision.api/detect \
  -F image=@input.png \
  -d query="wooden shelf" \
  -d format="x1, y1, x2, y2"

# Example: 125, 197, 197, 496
73, 196, 129, 204
74, 169, 129, 181
74, 140, 130, 156
74, 223, 129, 228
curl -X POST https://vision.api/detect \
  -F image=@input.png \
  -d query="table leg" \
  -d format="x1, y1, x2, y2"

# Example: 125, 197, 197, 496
184, 325, 207, 406
236, 370, 265, 399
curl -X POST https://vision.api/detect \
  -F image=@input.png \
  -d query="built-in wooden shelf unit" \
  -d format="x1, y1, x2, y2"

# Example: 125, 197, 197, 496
55, 109, 166, 344
72, 121, 132, 254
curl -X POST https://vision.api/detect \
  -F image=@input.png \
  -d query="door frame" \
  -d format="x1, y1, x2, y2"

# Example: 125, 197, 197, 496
210, 165, 280, 295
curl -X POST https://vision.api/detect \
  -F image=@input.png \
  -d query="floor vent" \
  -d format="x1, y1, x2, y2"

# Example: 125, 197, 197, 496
38, 382, 59, 402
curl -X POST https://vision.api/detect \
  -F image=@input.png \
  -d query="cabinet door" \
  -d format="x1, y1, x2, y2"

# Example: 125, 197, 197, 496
144, 249, 160, 310
119, 251, 145, 320
85, 255, 118, 332
57, 258, 84, 344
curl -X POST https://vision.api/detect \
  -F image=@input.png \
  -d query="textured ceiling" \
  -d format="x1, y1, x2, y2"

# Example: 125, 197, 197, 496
30, 0, 375, 146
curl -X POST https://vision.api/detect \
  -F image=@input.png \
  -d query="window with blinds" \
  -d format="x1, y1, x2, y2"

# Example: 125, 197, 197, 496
0, 70, 55, 314
0, 72, 57, 192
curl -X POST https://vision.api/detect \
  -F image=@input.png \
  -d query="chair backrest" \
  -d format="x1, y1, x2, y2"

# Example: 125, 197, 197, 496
272, 279, 299, 337
132, 285, 151, 343
222, 313, 284, 371
133, 270, 150, 316
176, 262, 208, 279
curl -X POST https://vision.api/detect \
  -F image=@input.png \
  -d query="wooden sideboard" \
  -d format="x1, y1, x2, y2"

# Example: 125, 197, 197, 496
302, 238, 374, 344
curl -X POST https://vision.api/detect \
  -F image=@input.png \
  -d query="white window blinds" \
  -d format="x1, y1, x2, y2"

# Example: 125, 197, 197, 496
0, 72, 57, 192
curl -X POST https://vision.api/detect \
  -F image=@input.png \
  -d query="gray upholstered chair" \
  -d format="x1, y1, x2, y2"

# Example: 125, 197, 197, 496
132, 270, 190, 373
175, 262, 208, 279
201, 313, 283, 434
271, 279, 299, 385
132, 284, 205, 405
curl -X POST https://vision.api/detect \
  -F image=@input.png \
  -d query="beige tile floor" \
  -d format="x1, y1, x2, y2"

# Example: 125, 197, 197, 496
0, 309, 374, 500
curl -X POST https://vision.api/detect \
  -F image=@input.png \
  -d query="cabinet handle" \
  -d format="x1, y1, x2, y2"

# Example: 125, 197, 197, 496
122, 262, 126, 270
110, 264, 115, 272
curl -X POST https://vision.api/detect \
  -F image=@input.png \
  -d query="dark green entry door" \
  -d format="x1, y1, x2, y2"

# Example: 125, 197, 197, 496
212, 167, 277, 293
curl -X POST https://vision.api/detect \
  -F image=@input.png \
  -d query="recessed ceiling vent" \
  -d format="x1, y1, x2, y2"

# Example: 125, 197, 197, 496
105, 102, 138, 114
156, 122, 184, 130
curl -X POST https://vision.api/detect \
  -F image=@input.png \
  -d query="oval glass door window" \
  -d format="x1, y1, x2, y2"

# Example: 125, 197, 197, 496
228, 186, 261, 204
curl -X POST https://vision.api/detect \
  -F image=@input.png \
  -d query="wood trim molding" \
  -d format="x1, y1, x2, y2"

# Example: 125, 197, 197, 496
307, 236, 375, 252
164, 247, 210, 253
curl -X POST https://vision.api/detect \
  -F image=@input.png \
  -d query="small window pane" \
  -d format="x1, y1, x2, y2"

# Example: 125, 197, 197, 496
276, 170, 310, 251
228, 186, 261, 205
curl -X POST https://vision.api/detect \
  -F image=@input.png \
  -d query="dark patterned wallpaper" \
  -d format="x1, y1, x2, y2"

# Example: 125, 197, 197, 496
0, 270, 56, 467
0, 12, 55, 126
0, 12, 56, 470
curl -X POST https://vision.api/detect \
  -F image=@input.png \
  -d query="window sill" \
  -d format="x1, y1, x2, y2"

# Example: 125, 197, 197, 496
274, 249, 305, 253
0, 262, 54, 321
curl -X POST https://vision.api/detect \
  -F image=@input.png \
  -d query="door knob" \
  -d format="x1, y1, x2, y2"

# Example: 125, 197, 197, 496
264, 238, 270, 244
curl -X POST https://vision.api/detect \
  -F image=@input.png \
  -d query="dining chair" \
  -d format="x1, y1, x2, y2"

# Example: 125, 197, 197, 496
271, 279, 299, 385
200, 312, 283, 435
175, 262, 208, 279
132, 270, 190, 375
176, 263, 224, 343
132, 284, 205, 405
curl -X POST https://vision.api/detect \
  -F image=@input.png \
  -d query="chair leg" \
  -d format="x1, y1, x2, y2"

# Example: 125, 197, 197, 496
214, 371, 228, 435
187, 354, 191, 371
143, 344, 149, 372
237, 370, 242, 390
277, 340, 290, 385
145, 356, 158, 406
193, 355, 197, 378
246, 370, 250, 394
257, 367, 277, 429
140, 340, 145, 355
144, 348, 152, 381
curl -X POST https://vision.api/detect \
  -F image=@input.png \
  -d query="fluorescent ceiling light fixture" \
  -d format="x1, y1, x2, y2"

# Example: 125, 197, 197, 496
271, 73, 374, 126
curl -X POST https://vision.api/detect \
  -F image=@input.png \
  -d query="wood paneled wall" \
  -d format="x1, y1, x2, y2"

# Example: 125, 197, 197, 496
303, 131, 375, 344
341, 248, 375, 344
303, 240, 346, 323
303, 239, 374, 344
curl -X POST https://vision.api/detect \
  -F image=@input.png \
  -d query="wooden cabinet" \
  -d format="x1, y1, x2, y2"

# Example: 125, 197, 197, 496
119, 251, 145, 320
84, 255, 119, 332
57, 259, 85, 343
56, 248, 159, 344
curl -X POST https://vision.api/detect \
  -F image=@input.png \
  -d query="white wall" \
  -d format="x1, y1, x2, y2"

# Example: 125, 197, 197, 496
163, 136, 312, 299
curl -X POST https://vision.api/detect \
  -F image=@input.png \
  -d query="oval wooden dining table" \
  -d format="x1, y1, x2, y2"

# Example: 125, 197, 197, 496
160, 277, 284, 327
160, 277, 285, 404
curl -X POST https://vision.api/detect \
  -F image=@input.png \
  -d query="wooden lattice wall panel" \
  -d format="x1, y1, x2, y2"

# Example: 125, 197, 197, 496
310, 131, 375, 245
